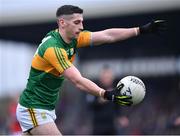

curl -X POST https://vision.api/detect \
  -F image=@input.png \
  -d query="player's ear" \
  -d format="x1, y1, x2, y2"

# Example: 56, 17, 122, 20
58, 18, 66, 27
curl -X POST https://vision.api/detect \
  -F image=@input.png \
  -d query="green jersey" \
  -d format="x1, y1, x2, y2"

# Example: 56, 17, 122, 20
19, 29, 91, 110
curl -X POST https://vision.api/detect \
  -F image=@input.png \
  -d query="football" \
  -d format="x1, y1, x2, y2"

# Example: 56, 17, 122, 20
117, 76, 146, 105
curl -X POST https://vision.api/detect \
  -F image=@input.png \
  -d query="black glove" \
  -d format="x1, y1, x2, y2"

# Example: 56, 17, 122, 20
139, 20, 167, 34
104, 83, 133, 106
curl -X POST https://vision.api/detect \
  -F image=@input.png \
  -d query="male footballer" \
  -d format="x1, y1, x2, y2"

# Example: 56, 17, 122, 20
16, 5, 166, 135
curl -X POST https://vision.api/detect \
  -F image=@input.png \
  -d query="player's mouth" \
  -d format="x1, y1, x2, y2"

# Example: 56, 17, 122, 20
75, 32, 80, 35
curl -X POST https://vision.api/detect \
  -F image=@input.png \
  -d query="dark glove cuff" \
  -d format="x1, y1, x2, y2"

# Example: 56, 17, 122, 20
139, 26, 146, 34
139, 26, 150, 34
139, 23, 152, 34
104, 91, 113, 101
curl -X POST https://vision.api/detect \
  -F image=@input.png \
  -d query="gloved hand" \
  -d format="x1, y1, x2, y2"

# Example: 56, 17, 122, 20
104, 83, 133, 106
139, 20, 167, 34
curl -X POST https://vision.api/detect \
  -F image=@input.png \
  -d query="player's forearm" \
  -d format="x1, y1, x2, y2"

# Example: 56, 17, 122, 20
92, 27, 140, 45
63, 66, 105, 97
75, 77, 105, 97
104, 27, 139, 43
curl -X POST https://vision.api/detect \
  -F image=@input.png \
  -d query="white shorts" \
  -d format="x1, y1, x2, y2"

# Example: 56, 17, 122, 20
16, 103, 56, 132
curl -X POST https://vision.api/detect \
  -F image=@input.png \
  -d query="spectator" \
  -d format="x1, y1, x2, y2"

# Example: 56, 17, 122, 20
87, 65, 117, 135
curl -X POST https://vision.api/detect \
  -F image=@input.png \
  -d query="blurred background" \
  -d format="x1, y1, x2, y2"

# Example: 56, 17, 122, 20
0, 0, 180, 135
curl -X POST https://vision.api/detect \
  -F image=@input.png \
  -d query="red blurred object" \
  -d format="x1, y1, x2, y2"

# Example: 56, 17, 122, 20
8, 99, 21, 133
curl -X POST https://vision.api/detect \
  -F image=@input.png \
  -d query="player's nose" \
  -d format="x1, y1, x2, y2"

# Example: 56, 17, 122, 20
80, 23, 84, 31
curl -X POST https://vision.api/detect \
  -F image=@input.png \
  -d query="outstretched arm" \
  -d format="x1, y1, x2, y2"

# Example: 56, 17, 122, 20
91, 20, 166, 46
91, 27, 139, 46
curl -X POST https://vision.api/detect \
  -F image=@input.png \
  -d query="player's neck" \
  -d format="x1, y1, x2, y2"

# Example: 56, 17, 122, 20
58, 28, 71, 44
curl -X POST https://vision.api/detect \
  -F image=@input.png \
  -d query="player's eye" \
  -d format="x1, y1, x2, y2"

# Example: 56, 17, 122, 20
74, 20, 81, 25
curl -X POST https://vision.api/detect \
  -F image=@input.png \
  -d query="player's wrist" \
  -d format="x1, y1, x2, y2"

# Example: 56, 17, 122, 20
134, 27, 140, 36
99, 89, 105, 98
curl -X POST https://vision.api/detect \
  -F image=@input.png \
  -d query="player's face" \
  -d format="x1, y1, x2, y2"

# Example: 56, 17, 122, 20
100, 69, 114, 88
63, 13, 84, 39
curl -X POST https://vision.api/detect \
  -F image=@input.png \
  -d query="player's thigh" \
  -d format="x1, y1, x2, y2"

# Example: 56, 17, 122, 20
30, 122, 62, 135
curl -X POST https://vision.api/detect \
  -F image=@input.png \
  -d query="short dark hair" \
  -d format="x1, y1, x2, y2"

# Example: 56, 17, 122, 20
56, 5, 83, 17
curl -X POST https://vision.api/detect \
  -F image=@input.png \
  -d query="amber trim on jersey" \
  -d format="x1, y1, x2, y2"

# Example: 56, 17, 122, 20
77, 31, 91, 48
28, 108, 38, 127
32, 47, 72, 76
54, 47, 70, 70
44, 47, 72, 74
32, 54, 53, 73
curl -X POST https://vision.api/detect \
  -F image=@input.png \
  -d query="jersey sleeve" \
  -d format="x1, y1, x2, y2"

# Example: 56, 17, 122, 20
43, 47, 72, 74
77, 31, 92, 48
